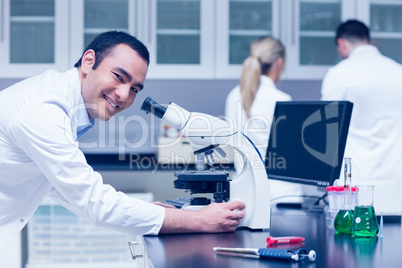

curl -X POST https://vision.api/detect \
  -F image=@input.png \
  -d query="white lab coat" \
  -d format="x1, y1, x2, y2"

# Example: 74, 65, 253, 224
225, 76, 306, 202
225, 75, 291, 157
0, 68, 164, 249
321, 45, 402, 214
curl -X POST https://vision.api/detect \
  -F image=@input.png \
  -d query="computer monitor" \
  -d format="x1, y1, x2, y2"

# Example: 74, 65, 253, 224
265, 101, 353, 210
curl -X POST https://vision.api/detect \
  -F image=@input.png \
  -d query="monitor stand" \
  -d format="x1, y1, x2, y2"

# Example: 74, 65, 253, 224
301, 197, 326, 213
276, 193, 327, 213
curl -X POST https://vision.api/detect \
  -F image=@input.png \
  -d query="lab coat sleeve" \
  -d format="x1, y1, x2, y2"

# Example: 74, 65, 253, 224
321, 67, 345, 100
6, 97, 165, 235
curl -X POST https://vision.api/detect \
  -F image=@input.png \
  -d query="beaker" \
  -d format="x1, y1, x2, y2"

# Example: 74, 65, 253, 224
351, 185, 378, 237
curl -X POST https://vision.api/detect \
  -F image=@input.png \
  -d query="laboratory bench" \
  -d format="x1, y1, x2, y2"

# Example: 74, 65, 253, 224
83, 154, 402, 267
142, 208, 402, 268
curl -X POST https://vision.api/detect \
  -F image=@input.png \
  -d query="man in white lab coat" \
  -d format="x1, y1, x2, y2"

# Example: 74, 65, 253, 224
0, 31, 245, 249
321, 20, 402, 214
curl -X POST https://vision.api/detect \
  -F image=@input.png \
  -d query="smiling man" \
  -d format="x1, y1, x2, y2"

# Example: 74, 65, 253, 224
0, 31, 245, 250
77, 41, 147, 121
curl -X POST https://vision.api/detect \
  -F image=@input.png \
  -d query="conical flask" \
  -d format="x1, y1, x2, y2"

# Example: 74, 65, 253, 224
351, 185, 379, 237
334, 158, 354, 234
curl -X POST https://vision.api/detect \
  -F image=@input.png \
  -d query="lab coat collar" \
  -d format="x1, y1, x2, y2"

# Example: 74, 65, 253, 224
66, 68, 95, 141
260, 75, 276, 88
75, 94, 95, 140
349, 44, 380, 58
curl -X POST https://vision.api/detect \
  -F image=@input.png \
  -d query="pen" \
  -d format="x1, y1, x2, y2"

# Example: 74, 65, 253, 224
266, 236, 305, 245
213, 247, 316, 262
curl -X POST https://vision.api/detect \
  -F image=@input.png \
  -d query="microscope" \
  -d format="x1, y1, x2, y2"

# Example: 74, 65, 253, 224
141, 97, 271, 229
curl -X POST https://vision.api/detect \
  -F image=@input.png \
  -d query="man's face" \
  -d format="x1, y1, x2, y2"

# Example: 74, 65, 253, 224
81, 44, 147, 121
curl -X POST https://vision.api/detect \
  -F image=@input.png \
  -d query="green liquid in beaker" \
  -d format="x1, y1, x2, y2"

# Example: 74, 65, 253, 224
334, 209, 354, 234
351, 206, 378, 237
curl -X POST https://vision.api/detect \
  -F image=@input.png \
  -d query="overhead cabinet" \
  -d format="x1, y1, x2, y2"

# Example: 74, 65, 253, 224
284, 0, 402, 79
0, 0, 68, 78
0, 0, 401, 79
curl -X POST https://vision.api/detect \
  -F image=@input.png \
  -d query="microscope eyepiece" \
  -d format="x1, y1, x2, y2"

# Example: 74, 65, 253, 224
141, 97, 167, 119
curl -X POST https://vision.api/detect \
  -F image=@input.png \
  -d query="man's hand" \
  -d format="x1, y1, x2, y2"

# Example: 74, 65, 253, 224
197, 200, 246, 232
159, 200, 246, 234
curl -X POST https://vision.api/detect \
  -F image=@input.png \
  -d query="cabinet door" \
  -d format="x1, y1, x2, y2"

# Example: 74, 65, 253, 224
69, 0, 136, 68
215, 0, 277, 79
284, 0, 345, 80
0, 0, 68, 78
145, 0, 214, 79
369, 0, 402, 64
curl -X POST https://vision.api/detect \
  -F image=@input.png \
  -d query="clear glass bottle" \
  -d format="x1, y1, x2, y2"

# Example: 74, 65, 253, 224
334, 158, 354, 234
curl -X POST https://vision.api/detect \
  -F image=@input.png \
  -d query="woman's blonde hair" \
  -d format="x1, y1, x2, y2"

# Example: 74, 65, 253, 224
240, 36, 285, 117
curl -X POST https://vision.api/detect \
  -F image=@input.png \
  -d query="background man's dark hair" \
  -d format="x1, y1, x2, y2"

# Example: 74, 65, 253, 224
335, 19, 371, 44
74, 31, 149, 69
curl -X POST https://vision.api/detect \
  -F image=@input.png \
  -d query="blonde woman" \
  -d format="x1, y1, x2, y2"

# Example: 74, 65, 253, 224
225, 36, 290, 158
225, 36, 305, 203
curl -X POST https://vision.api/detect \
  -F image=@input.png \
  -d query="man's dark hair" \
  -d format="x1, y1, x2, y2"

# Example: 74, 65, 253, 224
74, 31, 149, 69
335, 19, 371, 44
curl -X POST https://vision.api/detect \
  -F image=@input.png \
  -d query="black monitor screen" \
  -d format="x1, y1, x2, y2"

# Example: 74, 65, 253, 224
266, 101, 353, 187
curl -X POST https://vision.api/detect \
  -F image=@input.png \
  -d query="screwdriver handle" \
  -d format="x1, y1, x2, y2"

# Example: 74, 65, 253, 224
258, 249, 299, 261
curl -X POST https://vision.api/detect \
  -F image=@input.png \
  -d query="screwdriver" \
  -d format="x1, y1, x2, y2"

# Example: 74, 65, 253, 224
213, 247, 316, 262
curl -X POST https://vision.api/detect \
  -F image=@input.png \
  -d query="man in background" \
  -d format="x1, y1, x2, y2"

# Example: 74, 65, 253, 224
321, 20, 402, 213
